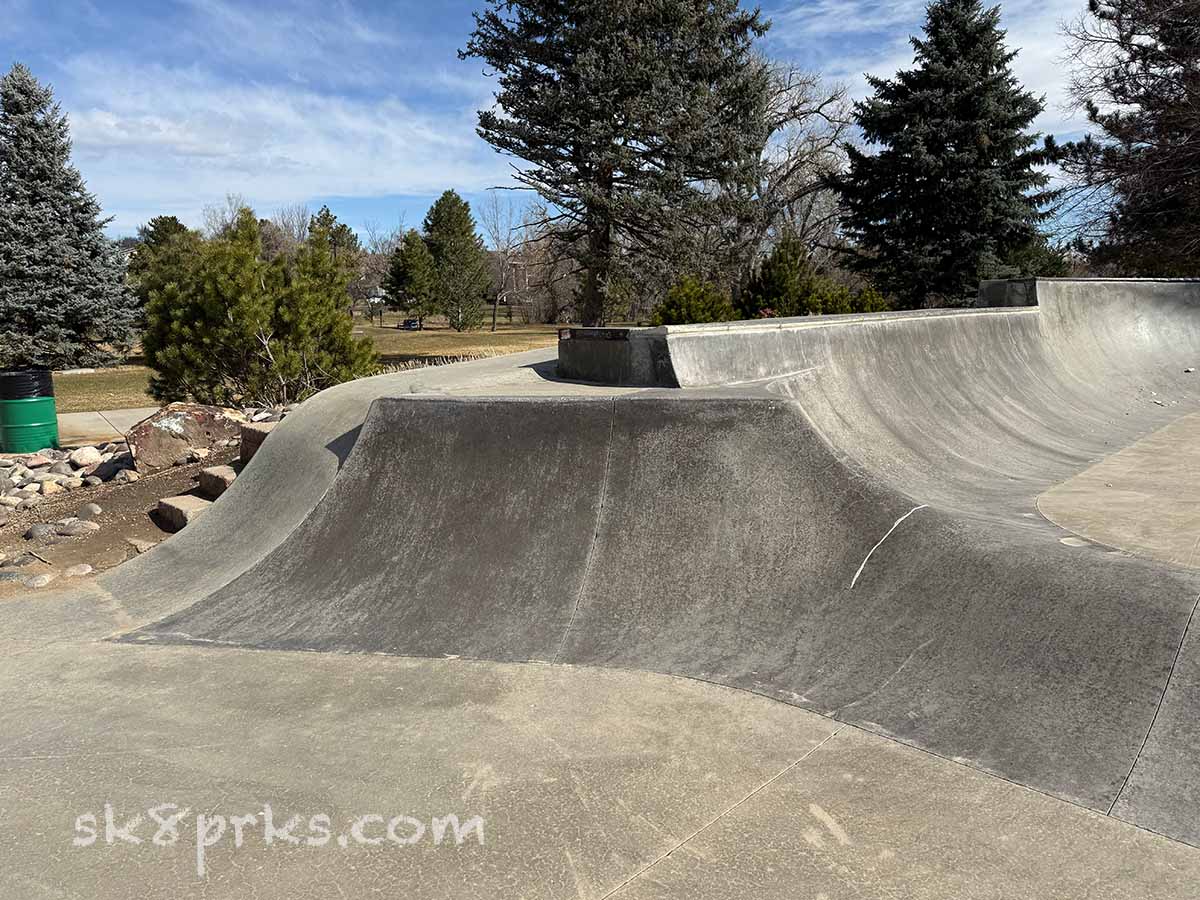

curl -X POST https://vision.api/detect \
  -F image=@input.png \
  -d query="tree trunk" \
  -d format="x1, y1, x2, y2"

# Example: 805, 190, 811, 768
580, 218, 611, 326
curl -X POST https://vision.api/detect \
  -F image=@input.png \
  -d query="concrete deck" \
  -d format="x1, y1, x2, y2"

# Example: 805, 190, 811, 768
5, 280, 1200, 896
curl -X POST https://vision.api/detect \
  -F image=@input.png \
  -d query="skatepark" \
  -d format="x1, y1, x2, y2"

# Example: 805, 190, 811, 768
4, 278, 1200, 897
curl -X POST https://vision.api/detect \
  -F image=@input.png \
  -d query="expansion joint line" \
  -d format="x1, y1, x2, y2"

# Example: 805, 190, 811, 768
597, 726, 846, 899
1107, 588, 1200, 816
552, 399, 616, 664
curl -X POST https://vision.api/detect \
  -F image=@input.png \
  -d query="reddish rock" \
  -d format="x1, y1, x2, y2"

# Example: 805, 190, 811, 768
126, 404, 246, 473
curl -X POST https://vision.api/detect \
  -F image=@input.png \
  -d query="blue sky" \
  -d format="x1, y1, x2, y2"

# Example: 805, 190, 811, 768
1, 0, 1087, 237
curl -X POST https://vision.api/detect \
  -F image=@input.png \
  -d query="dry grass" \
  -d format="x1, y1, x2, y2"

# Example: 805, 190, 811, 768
51, 320, 561, 412
356, 317, 560, 363
53, 366, 154, 413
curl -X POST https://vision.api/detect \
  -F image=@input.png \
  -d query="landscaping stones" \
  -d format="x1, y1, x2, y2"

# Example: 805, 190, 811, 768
64, 563, 93, 578
24, 523, 55, 541
240, 421, 277, 463
0, 507, 8, 527
111, 469, 140, 484
68, 445, 103, 468
1, 553, 34, 568
199, 465, 237, 499
157, 494, 212, 531
127, 403, 247, 472
78, 502, 102, 521
57, 520, 101, 537
126, 537, 158, 554
22, 573, 57, 589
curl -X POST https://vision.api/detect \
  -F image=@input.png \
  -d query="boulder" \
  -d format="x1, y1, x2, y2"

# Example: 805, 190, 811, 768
127, 403, 247, 473
68, 446, 103, 468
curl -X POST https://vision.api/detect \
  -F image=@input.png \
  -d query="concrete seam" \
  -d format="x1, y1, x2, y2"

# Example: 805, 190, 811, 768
597, 725, 846, 899
1106, 588, 1200, 816
551, 398, 616, 664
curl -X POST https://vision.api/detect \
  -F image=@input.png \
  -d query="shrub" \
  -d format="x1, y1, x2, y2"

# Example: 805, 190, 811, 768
651, 277, 737, 326
142, 209, 376, 406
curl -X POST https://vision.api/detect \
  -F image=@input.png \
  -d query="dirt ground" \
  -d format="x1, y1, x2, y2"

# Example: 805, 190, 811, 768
0, 446, 239, 598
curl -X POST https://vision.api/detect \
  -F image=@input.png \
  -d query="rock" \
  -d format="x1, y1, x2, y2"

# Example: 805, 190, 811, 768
198, 465, 238, 499
157, 494, 213, 531
78, 502, 103, 521
1187, 367, 1196, 374
240, 421, 277, 463
41, 481, 64, 496
64, 563, 93, 578
23, 482, 42, 494
1, 553, 34, 568
127, 403, 247, 473
190, 447, 211, 462
21, 454, 52, 468
0, 458, 15, 468
0, 496, 20, 508
25, 523, 56, 540
17, 498, 42, 510
31, 472, 60, 483
111, 469, 140, 484
22, 573, 58, 589
0, 507, 8, 527
68, 446, 104, 468
49, 461, 73, 475
83, 476, 103, 487
56, 517, 79, 526
62, 478, 84, 489
87, 452, 134, 480
57, 520, 101, 536
126, 537, 158, 554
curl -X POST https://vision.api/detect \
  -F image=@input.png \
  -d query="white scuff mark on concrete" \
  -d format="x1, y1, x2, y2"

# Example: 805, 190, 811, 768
850, 505, 928, 589
809, 804, 852, 846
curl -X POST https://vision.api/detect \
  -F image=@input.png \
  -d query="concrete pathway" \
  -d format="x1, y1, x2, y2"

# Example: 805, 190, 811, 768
56, 407, 158, 447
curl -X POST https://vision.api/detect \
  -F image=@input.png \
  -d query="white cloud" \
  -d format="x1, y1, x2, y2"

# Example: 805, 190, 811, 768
58, 56, 510, 234
766, 0, 1086, 137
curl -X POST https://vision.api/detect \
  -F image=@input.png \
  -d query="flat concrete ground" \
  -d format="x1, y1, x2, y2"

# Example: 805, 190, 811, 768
1, 625, 1197, 899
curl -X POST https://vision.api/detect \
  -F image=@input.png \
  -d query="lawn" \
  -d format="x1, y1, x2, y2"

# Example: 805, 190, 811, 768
53, 366, 154, 413
51, 319, 562, 412
357, 317, 560, 363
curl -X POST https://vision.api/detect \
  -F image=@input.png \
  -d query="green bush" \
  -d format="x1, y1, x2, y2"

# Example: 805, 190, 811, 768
651, 277, 737, 326
142, 209, 377, 406
741, 231, 893, 318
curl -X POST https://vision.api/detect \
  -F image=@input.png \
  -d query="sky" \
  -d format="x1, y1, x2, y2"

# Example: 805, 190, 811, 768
0, 0, 1090, 238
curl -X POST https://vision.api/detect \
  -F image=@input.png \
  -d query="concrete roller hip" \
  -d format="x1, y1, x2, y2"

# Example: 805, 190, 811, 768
120, 279, 1200, 846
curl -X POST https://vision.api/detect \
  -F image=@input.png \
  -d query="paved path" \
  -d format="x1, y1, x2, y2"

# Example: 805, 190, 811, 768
56, 407, 158, 446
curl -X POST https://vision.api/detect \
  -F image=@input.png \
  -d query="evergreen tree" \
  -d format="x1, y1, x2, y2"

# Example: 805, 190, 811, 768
0, 63, 137, 369
382, 229, 437, 325
142, 208, 375, 405
127, 216, 201, 311
833, 0, 1055, 308
422, 191, 491, 332
307, 205, 361, 270
1063, 0, 1200, 273
651, 277, 736, 326
742, 231, 892, 317
462, 1, 771, 325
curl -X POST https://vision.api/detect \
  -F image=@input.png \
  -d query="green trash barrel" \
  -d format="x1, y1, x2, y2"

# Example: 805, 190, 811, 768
0, 368, 59, 454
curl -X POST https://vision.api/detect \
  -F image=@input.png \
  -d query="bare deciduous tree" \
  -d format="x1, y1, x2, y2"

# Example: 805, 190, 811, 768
479, 191, 520, 331
201, 192, 249, 238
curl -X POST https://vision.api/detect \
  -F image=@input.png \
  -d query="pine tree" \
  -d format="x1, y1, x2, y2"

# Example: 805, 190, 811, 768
382, 229, 436, 325
833, 1, 1055, 308
422, 191, 491, 332
142, 208, 375, 405
741, 231, 891, 318
307, 205, 361, 270
1063, 0, 1200, 273
462, 1, 770, 325
0, 63, 137, 369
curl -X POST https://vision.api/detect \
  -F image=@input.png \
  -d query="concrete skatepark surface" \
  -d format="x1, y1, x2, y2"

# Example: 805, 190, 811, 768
5, 278, 1200, 897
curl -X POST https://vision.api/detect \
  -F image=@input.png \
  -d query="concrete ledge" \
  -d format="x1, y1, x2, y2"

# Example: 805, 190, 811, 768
556, 327, 678, 386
